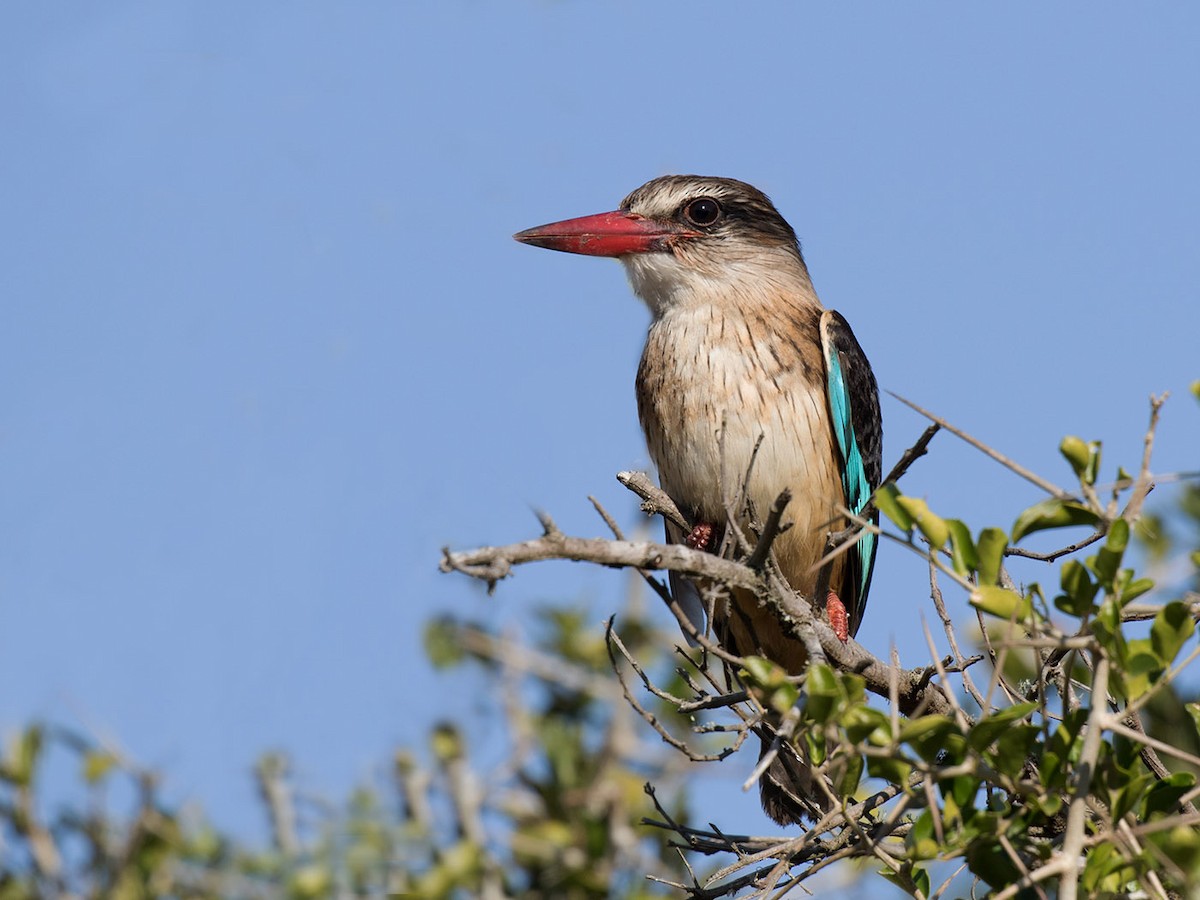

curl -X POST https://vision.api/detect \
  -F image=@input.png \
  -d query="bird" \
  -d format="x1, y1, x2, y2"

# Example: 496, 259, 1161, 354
513, 175, 882, 825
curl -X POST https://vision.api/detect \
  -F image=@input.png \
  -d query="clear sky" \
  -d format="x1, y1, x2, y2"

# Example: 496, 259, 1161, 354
2, 3, 1198, 843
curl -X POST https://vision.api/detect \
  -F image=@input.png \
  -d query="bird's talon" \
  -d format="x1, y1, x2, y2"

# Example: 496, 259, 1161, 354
827, 591, 850, 643
685, 522, 716, 552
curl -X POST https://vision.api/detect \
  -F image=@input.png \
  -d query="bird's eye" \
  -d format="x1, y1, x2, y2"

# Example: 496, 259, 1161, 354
683, 197, 722, 227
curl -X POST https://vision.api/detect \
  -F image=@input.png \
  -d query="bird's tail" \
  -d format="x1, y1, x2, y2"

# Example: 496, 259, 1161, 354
757, 732, 833, 826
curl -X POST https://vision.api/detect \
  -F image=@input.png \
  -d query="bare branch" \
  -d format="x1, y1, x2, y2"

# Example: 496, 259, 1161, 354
889, 391, 1073, 500
1122, 392, 1168, 523
589, 494, 627, 540
1004, 530, 1106, 562
441, 533, 763, 594
444, 519, 955, 716
1059, 655, 1110, 900
745, 489, 793, 571
618, 470, 691, 531
605, 619, 746, 763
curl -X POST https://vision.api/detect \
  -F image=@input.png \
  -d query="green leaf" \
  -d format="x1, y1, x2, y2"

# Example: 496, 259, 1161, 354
976, 527, 1007, 586
1059, 435, 1101, 485
945, 519, 978, 577
1055, 560, 1099, 616
416, 840, 486, 897
1086, 442, 1102, 485
1143, 771, 1196, 819
1025, 581, 1047, 616
901, 716, 962, 764
1122, 639, 1161, 700
866, 753, 912, 785
1149, 826, 1200, 877
896, 496, 949, 548
1032, 792, 1062, 817
289, 864, 335, 900
423, 617, 468, 669
767, 682, 800, 716
740, 655, 779, 685
907, 810, 938, 860
1042, 709, 1087, 787
968, 702, 1037, 751
879, 862, 926, 896
1119, 576, 1155, 604
1111, 772, 1154, 821
1089, 519, 1128, 589
83, 750, 117, 785
874, 482, 913, 532
1105, 516, 1129, 553
912, 865, 931, 898
1080, 842, 1133, 896
741, 656, 800, 717
843, 705, 892, 745
993, 724, 1039, 777
941, 774, 980, 810
4, 725, 43, 787
836, 751, 864, 796
899, 715, 955, 743
966, 836, 1021, 888
804, 728, 827, 766
840, 672, 867, 705
807, 661, 838, 695
431, 724, 464, 763
1150, 601, 1194, 667
970, 586, 1032, 621
1191, 379, 1200, 403
1092, 596, 1126, 661
804, 662, 838, 722
1011, 498, 1101, 543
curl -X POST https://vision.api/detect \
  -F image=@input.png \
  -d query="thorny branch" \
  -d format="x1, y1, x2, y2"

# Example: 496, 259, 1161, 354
442, 523, 955, 720
889, 391, 1074, 501
439, 393, 1200, 898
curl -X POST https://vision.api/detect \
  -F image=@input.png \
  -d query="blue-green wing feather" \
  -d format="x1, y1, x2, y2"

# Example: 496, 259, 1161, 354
819, 311, 882, 636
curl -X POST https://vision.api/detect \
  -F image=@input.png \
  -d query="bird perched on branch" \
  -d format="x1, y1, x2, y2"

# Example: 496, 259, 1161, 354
514, 175, 881, 824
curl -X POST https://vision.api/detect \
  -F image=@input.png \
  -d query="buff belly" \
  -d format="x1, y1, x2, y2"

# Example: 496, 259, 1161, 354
638, 313, 846, 673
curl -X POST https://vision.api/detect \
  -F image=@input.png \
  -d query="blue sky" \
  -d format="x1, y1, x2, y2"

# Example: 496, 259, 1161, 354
2, 3, 1198, 844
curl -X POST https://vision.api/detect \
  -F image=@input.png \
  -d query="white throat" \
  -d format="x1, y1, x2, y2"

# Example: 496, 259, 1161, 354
620, 246, 815, 319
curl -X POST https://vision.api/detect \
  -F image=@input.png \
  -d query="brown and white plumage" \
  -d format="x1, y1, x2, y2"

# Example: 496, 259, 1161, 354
515, 175, 882, 825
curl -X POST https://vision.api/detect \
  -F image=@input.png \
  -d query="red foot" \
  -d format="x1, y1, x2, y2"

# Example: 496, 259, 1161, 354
827, 591, 850, 643
685, 522, 715, 552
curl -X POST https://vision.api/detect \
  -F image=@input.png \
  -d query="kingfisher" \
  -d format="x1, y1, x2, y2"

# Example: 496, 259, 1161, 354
514, 175, 882, 825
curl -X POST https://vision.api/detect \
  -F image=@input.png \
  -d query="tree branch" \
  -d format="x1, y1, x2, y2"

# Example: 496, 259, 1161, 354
442, 525, 956, 719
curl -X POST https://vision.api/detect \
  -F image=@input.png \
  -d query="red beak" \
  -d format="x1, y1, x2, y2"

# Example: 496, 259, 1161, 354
513, 210, 694, 257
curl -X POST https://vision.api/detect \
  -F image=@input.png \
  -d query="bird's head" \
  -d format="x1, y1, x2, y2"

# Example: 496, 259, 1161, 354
514, 175, 813, 316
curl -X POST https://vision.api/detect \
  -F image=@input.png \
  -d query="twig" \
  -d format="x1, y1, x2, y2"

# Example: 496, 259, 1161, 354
396, 750, 433, 831
927, 554, 987, 712
1004, 530, 1106, 562
880, 422, 941, 489
888, 392, 1072, 500
255, 753, 299, 857
618, 471, 691, 531
1122, 393, 1168, 522
589, 494, 627, 540
745, 490, 793, 571
452, 621, 622, 699
441, 532, 764, 595
1059, 655, 1110, 900
444, 515, 959, 718
606, 620, 745, 762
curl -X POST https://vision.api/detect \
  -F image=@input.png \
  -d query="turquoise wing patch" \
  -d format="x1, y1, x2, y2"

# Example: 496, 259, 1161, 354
820, 311, 881, 611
